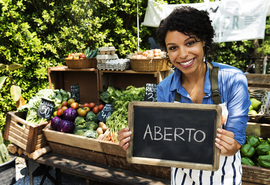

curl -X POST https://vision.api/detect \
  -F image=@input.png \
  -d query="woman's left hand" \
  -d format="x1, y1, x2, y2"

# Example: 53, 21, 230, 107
215, 115, 241, 156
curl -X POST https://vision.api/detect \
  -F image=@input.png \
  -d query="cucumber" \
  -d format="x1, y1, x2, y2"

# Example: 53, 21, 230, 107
90, 48, 98, 58
87, 50, 93, 58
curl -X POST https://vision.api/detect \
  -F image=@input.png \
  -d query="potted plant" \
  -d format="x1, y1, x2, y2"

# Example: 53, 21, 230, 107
0, 132, 17, 184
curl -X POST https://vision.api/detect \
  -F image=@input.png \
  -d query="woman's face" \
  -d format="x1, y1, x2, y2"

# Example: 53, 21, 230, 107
165, 31, 205, 75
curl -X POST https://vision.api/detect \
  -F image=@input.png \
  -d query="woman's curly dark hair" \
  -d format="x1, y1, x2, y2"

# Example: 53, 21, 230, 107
157, 6, 215, 60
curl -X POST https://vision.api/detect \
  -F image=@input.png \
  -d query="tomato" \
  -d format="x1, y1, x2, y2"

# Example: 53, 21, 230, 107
62, 106, 68, 111
77, 108, 87, 117
53, 111, 57, 117
98, 104, 104, 111
57, 106, 62, 110
89, 102, 95, 109
68, 53, 75, 58
57, 109, 63, 116
92, 107, 99, 114
79, 53, 86, 59
83, 103, 90, 108
62, 101, 68, 107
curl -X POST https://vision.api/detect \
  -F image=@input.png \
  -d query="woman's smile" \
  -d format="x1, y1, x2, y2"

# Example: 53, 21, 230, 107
178, 58, 195, 68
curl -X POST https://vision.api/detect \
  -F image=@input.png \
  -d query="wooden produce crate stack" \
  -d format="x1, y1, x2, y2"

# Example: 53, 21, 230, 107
242, 74, 270, 184
4, 112, 48, 154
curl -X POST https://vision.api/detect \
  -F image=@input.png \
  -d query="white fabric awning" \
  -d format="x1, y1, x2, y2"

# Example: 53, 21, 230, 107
142, 0, 270, 43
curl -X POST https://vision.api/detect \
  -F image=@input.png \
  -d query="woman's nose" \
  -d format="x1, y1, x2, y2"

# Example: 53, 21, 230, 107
179, 47, 188, 59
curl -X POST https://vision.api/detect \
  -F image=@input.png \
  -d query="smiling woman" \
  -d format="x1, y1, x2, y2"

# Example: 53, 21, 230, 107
117, 5, 250, 185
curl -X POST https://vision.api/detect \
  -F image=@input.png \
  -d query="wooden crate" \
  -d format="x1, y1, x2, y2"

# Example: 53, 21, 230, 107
43, 124, 108, 165
245, 122, 270, 139
245, 74, 270, 91
48, 142, 108, 166
100, 140, 171, 179
99, 70, 171, 91
242, 165, 270, 185
47, 66, 99, 105
4, 111, 48, 153
43, 124, 108, 152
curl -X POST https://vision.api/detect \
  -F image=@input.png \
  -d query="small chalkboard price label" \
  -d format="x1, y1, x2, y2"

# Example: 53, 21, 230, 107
37, 98, 55, 120
70, 84, 80, 103
144, 83, 157, 102
97, 104, 114, 122
127, 101, 222, 171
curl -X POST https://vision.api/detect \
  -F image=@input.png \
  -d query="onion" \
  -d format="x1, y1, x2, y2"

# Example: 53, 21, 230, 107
63, 108, 78, 122
57, 120, 74, 133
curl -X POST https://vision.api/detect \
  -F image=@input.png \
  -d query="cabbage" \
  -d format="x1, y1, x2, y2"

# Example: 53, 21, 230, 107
57, 120, 75, 133
63, 108, 78, 122
51, 116, 61, 130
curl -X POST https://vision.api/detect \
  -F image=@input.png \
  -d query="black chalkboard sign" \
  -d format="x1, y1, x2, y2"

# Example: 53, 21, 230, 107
144, 83, 157, 102
126, 101, 222, 171
97, 104, 114, 122
37, 98, 55, 120
70, 84, 80, 103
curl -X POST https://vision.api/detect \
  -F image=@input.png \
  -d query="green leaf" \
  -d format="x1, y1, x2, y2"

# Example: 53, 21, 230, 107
10, 85, 21, 102
8, 63, 23, 71
0, 64, 6, 71
0, 76, 7, 90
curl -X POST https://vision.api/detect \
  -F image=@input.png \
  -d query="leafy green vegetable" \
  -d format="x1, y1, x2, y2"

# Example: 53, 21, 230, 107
74, 116, 86, 126
84, 130, 98, 139
85, 111, 97, 122
18, 89, 70, 125
106, 85, 145, 135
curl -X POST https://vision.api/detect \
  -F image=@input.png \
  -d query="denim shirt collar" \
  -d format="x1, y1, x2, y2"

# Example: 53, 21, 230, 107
169, 62, 212, 97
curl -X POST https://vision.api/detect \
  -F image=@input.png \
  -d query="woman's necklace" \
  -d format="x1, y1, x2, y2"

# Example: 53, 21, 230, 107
186, 87, 197, 103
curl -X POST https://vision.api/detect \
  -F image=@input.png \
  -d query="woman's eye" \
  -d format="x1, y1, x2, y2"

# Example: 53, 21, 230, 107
169, 46, 177, 50
187, 41, 195, 46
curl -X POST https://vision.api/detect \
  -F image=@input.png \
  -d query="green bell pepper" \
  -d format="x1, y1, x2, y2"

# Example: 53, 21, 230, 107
240, 143, 256, 158
256, 142, 270, 155
258, 155, 270, 168
246, 135, 260, 147
241, 157, 255, 166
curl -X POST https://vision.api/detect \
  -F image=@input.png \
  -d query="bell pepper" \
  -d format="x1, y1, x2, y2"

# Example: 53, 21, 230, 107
240, 143, 255, 158
258, 155, 270, 168
246, 135, 260, 147
256, 142, 270, 155
241, 157, 255, 166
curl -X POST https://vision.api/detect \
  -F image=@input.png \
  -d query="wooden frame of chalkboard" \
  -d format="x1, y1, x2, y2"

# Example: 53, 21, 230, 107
126, 101, 222, 171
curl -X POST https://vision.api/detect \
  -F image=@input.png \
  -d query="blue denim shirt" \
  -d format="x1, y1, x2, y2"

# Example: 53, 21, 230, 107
157, 61, 250, 145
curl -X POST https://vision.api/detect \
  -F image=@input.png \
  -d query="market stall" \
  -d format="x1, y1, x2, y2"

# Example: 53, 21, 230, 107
3, 46, 270, 185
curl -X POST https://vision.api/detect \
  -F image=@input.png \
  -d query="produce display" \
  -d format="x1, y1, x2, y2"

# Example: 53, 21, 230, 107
129, 49, 166, 59
50, 98, 106, 139
65, 47, 98, 60
99, 85, 145, 142
240, 135, 270, 168
18, 89, 70, 125
249, 97, 262, 115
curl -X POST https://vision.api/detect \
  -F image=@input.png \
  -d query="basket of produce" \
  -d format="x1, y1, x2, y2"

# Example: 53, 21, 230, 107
4, 89, 70, 153
43, 97, 110, 165
65, 47, 98, 69
129, 49, 172, 72
248, 89, 269, 122
240, 134, 270, 184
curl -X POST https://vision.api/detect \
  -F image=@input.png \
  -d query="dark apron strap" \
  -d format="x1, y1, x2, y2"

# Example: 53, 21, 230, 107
174, 91, 181, 102
208, 61, 221, 104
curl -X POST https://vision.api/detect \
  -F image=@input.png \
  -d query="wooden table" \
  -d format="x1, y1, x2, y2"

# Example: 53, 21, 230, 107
23, 152, 171, 185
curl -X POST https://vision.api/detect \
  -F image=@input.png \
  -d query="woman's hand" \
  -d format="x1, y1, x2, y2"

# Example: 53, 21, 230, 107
215, 115, 241, 156
117, 127, 132, 151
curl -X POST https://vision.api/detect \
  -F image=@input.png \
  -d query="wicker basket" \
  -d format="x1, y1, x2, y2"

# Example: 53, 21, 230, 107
130, 58, 171, 72
65, 58, 97, 69
248, 89, 269, 122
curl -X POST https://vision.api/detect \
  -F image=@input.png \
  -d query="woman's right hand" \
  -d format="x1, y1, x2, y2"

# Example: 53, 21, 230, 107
117, 127, 132, 151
